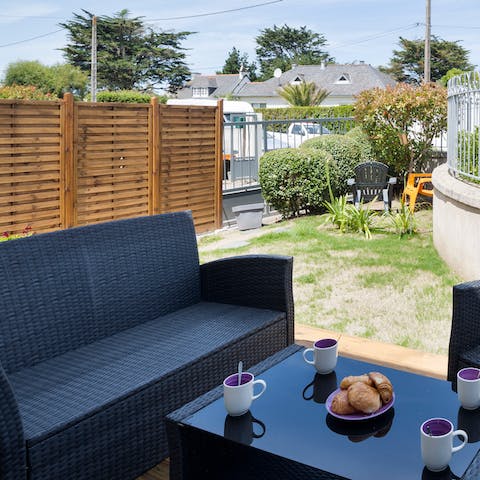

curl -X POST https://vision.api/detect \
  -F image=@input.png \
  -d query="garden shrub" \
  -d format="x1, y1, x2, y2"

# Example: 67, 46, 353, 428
0, 84, 57, 100
94, 90, 168, 103
345, 126, 375, 161
259, 148, 334, 218
300, 134, 365, 196
354, 83, 447, 174
1, 226, 33, 242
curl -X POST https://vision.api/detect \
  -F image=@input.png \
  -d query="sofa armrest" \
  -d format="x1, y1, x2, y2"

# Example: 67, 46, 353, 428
200, 255, 294, 344
448, 280, 480, 385
0, 363, 26, 480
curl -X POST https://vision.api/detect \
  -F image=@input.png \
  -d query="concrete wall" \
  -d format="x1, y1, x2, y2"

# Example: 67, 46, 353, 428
433, 164, 480, 280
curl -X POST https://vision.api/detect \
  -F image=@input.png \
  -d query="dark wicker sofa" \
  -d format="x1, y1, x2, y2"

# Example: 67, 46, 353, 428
448, 280, 480, 390
0, 211, 294, 480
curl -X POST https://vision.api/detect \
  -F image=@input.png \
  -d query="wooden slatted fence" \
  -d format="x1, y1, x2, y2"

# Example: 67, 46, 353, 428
0, 94, 223, 235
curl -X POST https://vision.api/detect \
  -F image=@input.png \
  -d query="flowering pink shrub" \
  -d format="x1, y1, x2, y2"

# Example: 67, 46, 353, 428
0, 85, 57, 100
1, 225, 33, 242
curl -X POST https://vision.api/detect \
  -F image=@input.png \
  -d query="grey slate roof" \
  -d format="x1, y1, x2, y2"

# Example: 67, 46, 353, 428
176, 74, 248, 99
175, 64, 396, 100
238, 63, 396, 98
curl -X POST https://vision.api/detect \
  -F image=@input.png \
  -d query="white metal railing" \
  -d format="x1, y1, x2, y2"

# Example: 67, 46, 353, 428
222, 117, 354, 192
447, 71, 480, 180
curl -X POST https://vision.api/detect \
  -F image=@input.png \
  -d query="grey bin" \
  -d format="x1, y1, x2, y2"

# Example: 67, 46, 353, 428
232, 203, 265, 230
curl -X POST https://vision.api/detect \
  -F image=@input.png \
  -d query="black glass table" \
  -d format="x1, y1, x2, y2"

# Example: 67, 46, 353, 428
166, 344, 480, 480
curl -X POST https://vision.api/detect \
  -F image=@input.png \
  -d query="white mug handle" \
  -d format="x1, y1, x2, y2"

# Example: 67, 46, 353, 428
252, 379, 267, 400
452, 429, 468, 453
303, 348, 315, 365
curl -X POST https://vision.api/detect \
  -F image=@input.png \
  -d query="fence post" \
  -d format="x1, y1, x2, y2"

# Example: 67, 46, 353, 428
59, 92, 76, 228
148, 97, 161, 215
215, 99, 224, 228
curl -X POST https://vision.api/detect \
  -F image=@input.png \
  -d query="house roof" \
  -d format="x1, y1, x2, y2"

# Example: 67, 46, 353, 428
176, 74, 248, 99
174, 63, 396, 101
238, 63, 396, 98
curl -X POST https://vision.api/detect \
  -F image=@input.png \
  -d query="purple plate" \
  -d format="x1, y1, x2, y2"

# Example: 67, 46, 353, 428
325, 388, 395, 421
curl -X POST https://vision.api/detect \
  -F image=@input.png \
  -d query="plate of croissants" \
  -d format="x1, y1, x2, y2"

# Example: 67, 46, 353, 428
325, 372, 395, 420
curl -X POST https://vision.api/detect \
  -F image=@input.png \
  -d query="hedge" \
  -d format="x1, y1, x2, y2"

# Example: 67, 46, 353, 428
256, 105, 355, 134
259, 148, 335, 218
94, 90, 168, 103
255, 105, 355, 120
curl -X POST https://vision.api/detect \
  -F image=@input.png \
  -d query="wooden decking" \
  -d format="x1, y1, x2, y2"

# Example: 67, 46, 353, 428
137, 324, 448, 480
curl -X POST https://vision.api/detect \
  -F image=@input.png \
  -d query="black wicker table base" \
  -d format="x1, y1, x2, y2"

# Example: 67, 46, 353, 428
167, 345, 480, 480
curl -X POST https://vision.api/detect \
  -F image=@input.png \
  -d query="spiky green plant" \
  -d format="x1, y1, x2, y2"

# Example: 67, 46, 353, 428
346, 203, 377, 239
386, 202, 417, 237
323, 195, 349, 232
277, 80, 329, 106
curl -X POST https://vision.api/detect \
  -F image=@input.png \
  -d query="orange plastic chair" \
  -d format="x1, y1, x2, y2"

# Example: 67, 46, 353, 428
402, 173, 433, 212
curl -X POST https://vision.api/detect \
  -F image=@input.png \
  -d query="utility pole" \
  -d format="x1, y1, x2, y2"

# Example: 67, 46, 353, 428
424, 0, 431, 83
91, 15, 97, 102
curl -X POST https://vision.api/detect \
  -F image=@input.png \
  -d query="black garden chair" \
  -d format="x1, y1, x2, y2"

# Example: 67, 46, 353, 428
347, 161, 397, 211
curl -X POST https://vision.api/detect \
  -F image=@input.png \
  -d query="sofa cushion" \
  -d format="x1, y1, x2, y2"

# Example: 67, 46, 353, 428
9, 301, 285, 446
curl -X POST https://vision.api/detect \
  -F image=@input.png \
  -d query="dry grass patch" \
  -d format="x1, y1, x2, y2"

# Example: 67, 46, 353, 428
198, 209, 459, 355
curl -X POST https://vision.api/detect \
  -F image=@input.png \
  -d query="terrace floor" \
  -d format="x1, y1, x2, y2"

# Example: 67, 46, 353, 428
136, 324, 448, 480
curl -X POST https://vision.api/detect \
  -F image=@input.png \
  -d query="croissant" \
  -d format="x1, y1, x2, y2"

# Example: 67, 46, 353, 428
368, 372, 393, 404
347, 382, 382, 414
330, 389, 358, 415
340, 374, 373, 390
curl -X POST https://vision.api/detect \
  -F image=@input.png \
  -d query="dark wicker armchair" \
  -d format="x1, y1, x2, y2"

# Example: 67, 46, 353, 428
448, 280, 480, 391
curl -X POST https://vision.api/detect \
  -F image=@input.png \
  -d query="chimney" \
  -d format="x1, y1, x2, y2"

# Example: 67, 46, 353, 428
291, 63, 297, 70
320, 61, 325, 70
239, 64, 246, 79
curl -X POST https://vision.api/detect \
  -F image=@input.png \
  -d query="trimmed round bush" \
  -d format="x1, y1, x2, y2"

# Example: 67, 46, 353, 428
259, 148, 334, 218
300, 134, 365, 195
345, 126, 375, 162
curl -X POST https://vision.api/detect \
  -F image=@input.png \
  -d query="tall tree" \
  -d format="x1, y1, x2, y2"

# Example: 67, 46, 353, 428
380, 36, 473, 84
277, 81, 329, 106
59, 9, 192, 93
255, 24, 333, 81
218, 47, 257, 81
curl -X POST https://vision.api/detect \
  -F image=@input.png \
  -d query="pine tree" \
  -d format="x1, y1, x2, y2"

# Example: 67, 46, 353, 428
60, 9, 192, 93
219, 47, 257, 80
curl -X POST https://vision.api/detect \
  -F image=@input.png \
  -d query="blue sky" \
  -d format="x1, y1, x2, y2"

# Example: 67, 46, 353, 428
0, 0, 478, 83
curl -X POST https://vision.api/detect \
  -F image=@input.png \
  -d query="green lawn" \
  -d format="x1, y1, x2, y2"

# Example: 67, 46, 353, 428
198, 209, 459, 355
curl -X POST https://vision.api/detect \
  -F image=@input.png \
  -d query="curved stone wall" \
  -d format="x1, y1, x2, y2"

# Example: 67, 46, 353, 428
433, 164, 480, 281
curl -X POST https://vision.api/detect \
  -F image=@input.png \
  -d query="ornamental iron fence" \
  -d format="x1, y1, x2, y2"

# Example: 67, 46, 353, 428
447, 71, 480, 181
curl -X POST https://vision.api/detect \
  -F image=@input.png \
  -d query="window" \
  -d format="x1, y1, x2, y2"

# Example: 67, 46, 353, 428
335, 74, 351, 84
192, 87, 209, 97
305, 125, 321, 134
291, 76, 303, 85
251, 103, 266, 109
